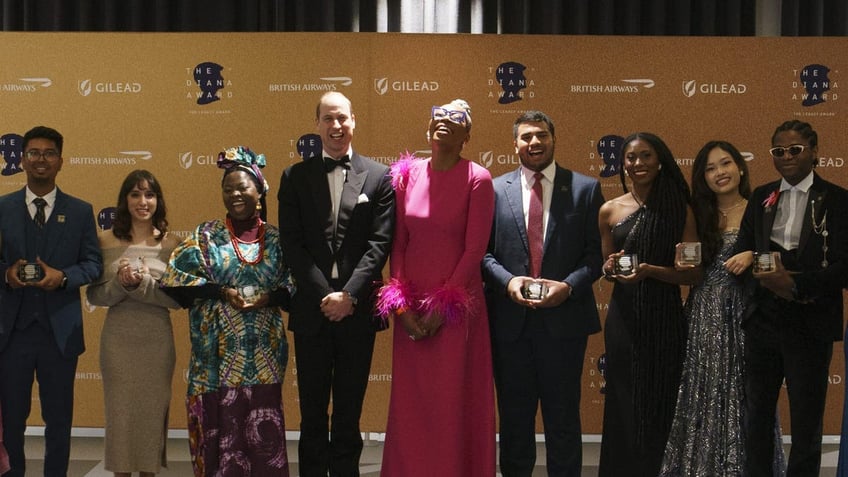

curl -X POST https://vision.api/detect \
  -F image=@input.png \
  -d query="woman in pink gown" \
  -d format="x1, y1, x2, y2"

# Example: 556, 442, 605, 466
377, 99, 496, 477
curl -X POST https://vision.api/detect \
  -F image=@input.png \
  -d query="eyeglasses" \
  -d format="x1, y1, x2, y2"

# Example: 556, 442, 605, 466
769, 145, 806, 158
431, 106, 468, 126
24, 149, 60, 161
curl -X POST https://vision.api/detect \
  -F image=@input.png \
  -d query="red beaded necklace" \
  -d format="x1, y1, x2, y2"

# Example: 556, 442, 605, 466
225, 216, 265, 265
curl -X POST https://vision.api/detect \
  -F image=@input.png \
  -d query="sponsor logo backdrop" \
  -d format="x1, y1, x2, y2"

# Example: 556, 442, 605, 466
0, 33, 845, 435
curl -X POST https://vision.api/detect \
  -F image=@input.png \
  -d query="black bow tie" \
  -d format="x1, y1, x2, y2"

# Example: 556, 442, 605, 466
324, 155, 351, 173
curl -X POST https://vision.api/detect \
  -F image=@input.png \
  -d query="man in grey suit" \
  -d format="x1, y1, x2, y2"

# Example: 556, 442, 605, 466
0, 126, 102, 477
482, 111, 604, 477
278, 92, 394, 477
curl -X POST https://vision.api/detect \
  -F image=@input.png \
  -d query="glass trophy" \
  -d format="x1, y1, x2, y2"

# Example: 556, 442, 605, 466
614, 254, 639, 275
521, 280, 548, 300
18, 263, 44, 282
675, 242, 702, 267
240, 285, 259, 304
753, 252, 776, 273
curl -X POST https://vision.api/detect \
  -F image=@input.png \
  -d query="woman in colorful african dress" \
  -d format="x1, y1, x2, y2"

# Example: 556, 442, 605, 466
161, 146, 294, 477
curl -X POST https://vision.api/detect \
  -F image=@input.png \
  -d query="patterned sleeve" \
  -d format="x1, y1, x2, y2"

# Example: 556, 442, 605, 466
160, 221, 221, 307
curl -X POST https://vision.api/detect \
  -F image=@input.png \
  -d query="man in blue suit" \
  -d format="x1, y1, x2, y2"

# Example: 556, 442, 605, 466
482, 111, 604, 477
0, 126, 102, 477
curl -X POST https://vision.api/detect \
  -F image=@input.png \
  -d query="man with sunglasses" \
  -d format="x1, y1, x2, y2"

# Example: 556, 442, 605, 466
0, 126, 102, 476
732, 119, 848, 477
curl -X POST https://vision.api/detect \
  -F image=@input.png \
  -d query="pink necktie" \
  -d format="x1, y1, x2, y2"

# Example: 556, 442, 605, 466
528, 172, 544, 277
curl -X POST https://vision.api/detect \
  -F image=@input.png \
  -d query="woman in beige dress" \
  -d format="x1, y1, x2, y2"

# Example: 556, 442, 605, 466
86, 170, 181, 477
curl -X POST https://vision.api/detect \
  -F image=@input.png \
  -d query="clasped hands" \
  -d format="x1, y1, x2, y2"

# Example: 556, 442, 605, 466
506, 276, 571, 308
602, 250, 650, 284
6, 258, 64, 290
397, 308, 444, 341
117, 257, 148, 289
221, 286, 270, 310
320, 291, 355, 321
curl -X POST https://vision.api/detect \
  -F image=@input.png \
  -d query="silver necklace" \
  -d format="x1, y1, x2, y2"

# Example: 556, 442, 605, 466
811, 198, 828, 268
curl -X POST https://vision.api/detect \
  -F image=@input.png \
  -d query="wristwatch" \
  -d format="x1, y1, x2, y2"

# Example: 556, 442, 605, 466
60, 273, 68, 289
343, 290, 358, 305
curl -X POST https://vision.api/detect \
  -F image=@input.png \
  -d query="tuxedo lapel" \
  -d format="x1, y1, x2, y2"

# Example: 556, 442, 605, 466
798, 178, 827, 255
504, 169, 530, 255
761, 186, 780, 251
306, 157, 335, 246
334, 159, 367, 250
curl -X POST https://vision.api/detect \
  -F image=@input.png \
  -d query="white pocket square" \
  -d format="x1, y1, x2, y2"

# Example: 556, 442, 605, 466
356, 193, 370, 204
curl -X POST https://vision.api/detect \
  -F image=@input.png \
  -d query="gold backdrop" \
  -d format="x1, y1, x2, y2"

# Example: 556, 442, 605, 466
0, 32, 844, 436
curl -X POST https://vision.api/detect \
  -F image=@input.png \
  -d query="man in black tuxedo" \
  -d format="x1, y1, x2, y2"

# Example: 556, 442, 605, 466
0, 126, 102, 476
734, 119, 848, 477
482, 111, 604, 477
278, 92, 394, 477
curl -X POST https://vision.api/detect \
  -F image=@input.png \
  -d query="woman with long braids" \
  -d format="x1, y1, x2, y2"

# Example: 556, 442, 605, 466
597, 132, 702, 477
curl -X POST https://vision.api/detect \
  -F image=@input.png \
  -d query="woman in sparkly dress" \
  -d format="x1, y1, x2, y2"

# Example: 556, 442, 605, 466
162, 146, 294, 477
660, 141, 786, 476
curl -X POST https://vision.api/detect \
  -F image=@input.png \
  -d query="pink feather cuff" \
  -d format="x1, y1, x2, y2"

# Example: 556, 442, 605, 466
376, 279, 414, 319
420, 285, 474, 326
389, 150, 416, 191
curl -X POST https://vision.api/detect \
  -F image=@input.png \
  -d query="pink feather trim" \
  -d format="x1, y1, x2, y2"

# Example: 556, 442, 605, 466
421, 285, 474, 326
375, 279, 414, 319
390, 150, 417, 191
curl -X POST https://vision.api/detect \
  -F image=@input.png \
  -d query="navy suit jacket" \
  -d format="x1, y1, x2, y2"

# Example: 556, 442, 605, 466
0, 187, 102, 357
278, 152, 395, 336
482, 165, 604, 341
734, 172, 848, 342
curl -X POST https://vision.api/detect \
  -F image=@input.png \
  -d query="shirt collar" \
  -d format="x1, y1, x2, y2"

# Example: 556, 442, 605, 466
26, 186, 57, 207
520, 161, 556, 186
779, 170, 814, 193
322, 147, 353, 161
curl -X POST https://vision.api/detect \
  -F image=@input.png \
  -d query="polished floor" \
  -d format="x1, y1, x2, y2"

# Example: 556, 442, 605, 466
15, 432, 841, 476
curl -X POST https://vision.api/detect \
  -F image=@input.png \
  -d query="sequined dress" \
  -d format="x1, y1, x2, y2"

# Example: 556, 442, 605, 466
660, 230, 786, 477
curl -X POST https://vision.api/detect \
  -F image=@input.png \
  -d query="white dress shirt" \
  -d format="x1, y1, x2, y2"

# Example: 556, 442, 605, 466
771, 170, 814, 250
25, 186, 57, 223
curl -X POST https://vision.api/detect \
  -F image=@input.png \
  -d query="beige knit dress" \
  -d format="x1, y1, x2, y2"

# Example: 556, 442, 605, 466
86, 238, 180, 473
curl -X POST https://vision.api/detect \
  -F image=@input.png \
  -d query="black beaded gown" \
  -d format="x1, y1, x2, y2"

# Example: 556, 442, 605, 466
598, 209, 686, 477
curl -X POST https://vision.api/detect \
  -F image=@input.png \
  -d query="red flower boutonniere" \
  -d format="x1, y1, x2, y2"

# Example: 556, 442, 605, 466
762, 190, 780, 211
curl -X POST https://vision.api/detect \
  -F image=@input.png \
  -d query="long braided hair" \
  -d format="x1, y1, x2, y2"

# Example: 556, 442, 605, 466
617, 132, 691, 450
